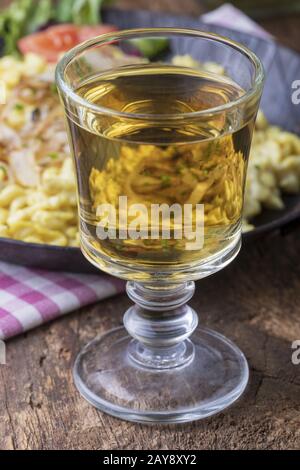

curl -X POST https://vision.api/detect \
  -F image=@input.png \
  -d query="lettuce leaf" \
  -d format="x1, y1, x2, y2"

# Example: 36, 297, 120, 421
26, 0, 53, 34
129, 37, 169, 59
0, 0, 53, 55
55, 0, 74, 22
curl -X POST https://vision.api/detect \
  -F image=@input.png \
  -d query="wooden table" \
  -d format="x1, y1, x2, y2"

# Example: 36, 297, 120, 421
1, 0, 300, 451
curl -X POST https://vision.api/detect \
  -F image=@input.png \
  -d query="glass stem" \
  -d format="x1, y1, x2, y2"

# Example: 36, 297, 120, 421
124, 281, 198, 369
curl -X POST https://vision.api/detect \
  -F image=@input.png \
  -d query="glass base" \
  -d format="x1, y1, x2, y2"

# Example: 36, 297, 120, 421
73, 326, 249, 424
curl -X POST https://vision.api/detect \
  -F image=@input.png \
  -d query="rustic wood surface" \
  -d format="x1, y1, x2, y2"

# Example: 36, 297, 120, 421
1, 0, 300, 451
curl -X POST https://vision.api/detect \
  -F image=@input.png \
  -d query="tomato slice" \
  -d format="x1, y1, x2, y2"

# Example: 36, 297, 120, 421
18, 33, 65, 62
77, 25, 118, 43
18, 25, 79, 62
46, 24, 79, 48
18, 24, 118, 62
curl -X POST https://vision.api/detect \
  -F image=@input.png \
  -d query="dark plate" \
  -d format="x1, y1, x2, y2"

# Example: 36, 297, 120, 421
1, 8, 300, 272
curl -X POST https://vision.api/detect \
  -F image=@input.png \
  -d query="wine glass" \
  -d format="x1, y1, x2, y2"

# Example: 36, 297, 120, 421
56, 28, 264, 423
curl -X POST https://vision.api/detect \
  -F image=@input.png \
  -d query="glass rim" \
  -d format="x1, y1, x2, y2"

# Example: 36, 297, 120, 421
55, 27, 265, 120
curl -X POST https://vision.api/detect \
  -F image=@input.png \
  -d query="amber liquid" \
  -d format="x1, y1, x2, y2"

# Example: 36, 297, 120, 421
65, 64, 255, 279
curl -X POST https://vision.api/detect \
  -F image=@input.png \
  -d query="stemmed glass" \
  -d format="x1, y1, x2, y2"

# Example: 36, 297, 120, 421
56, 28, 264, 423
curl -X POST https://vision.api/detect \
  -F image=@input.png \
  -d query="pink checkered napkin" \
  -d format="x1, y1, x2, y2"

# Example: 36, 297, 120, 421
0, 261, 125, 340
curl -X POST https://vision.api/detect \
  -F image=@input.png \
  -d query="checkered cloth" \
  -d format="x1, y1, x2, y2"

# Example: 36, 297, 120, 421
0, 262, 124, 340
0, 4, 269, 340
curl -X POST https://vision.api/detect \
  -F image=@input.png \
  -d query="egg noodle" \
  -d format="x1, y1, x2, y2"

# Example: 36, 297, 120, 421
0, 53, 299, 246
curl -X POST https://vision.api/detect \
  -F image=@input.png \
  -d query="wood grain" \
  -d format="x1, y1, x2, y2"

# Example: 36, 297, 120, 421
1, 0, 300, 451
1, 227, 300, 450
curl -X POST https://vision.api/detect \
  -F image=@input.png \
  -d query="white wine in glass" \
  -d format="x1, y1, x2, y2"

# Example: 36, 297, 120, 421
57, 29, 264, 423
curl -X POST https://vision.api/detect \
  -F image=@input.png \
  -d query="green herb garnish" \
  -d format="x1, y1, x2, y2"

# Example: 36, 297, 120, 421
48, 152, 59, 160
14, 102, 24, 111
0, 165, 8, 176
160, 175, 171, 188
50, 83, 58, 95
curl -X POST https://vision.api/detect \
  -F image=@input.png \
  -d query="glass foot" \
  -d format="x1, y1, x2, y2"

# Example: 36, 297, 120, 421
73, 326, 249, 424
